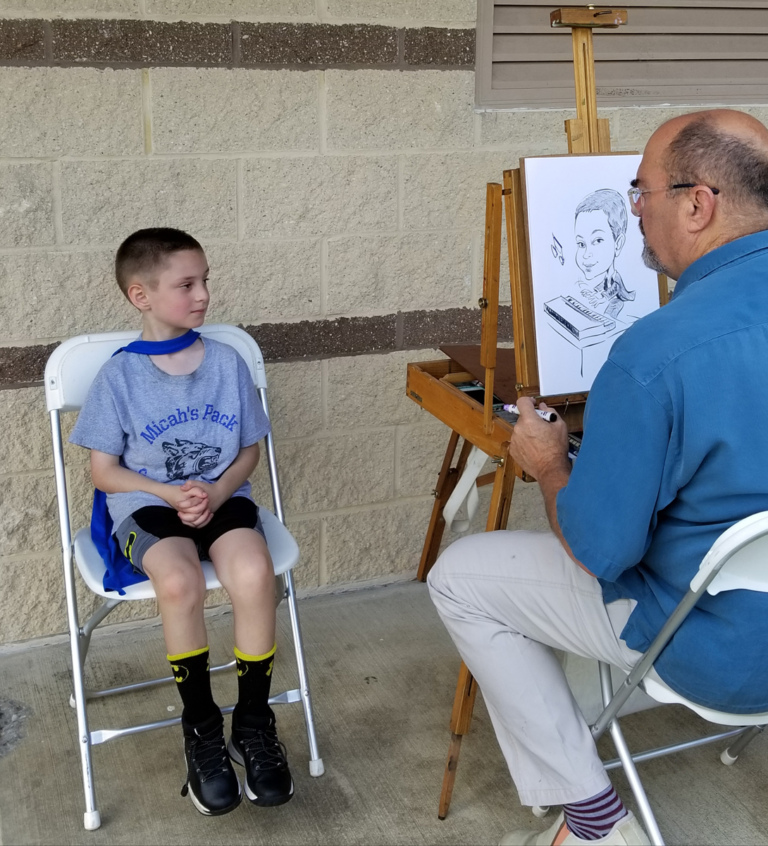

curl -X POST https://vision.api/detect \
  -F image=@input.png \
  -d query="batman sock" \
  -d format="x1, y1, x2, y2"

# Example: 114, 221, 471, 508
167, 646, 219, 727
232, 643, 276, 728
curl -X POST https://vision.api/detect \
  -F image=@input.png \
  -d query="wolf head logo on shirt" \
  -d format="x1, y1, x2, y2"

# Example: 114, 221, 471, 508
162, 438, 221, 481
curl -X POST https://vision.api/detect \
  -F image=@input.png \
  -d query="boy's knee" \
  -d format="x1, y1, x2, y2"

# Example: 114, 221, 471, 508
152, 562, 205, 606
224, 554, 274, 598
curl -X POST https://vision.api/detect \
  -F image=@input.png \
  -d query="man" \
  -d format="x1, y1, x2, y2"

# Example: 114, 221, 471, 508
428, 109, 768, 846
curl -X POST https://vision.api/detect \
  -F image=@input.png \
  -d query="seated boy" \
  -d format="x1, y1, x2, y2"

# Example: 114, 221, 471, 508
69, 227, 294, 816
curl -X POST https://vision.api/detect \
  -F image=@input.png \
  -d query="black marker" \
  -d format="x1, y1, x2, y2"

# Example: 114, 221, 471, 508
502, 403, 558, 423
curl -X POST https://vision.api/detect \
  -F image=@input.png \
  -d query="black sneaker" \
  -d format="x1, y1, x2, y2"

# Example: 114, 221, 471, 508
228, 713, 294, 806
181, 713, 242, 816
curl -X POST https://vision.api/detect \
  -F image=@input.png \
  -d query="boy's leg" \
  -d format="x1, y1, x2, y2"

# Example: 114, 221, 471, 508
119, 515, 241, 816
142, 536, 208, 656
208, 527, 276, 659
207, 514, 294, 806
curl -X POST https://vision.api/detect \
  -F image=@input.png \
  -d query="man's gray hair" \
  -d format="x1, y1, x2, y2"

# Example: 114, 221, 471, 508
665, 116, 768, 210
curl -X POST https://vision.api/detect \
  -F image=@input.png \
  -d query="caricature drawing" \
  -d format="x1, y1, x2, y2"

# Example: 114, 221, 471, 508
573, 188, 635, 319
523, 153, 661, 397
544, 189, 637, 364
551, 234, 565, 265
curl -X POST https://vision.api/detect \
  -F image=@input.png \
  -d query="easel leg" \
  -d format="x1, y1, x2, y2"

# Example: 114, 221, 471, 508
439, 660, 477, 819
417, 432, 473, 582
437, 460, 517, 818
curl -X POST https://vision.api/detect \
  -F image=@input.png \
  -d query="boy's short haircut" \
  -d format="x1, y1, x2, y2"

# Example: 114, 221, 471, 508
574, 188, 628, 244
115, 227, 203, 298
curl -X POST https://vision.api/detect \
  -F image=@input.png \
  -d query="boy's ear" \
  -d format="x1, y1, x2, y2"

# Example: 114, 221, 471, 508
126, 280, 151, 312
614, 232, 626, 255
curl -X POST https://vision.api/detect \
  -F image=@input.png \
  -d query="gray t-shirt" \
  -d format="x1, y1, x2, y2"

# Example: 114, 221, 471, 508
69, 336, 271, 530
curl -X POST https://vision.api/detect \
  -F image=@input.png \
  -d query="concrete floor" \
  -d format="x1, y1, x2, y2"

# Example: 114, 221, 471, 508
1, 578, 767, 846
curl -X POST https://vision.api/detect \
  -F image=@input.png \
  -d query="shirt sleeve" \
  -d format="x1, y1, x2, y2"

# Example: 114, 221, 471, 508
68, 364, 126, 456
556, 359, 671, 582
235, 352, 271, 448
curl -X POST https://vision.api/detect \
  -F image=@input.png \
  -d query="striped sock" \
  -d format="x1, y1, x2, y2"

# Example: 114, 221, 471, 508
562, 785, 627, 841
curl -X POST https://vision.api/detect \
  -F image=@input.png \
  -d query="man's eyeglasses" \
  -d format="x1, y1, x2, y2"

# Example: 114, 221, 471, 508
627, 183, 720, 216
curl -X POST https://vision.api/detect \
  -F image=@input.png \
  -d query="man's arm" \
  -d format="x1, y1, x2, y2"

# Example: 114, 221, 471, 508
506, 397, 595, 576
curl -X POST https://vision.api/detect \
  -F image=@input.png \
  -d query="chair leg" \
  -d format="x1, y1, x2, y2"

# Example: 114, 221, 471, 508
282, 569, 324, 777
721, 724, 764, 765
597, 663, 664, 846
65, 574, 101, 829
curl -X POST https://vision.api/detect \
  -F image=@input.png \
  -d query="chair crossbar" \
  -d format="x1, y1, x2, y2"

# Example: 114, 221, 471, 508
601, 726, 749, 771
89, 690, 304, 746
79, 659, 237, 700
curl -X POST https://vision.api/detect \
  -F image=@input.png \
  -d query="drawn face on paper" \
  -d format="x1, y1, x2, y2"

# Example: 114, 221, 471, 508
574, 210, 624, 281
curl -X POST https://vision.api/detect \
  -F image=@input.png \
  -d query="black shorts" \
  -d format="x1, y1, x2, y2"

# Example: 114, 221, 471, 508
114, 496, 264, 575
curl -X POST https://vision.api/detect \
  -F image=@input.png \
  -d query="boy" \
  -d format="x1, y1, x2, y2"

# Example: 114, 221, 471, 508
573, 188, 635, 319
69, 228, 294, 816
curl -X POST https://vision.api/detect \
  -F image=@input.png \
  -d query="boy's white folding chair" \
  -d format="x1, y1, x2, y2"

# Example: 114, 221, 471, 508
45, 324, 324, 831
587, 511, 768, 846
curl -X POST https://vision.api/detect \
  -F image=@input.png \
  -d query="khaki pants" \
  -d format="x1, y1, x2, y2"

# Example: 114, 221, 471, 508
427, 530, 643, 808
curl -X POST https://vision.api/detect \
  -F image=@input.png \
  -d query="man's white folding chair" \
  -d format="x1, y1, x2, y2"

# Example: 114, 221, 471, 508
45, 324, 324, 831
588, 511, 768, 846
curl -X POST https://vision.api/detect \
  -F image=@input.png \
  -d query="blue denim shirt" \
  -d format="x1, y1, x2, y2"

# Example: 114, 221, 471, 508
557, 230, 768, 713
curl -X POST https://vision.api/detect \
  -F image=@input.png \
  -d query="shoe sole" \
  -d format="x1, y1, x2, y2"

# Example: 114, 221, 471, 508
182, 748, 243, 817
228, 739, 295, 806
188, 785, 243, 816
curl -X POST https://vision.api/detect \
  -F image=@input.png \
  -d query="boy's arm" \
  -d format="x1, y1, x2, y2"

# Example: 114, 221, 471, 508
181, 443, 261, 522
90, 450, 203, 513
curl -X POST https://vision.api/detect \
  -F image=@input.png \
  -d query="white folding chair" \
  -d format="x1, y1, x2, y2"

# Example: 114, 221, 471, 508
45, 324, 324, 831
587, 512, 768, 845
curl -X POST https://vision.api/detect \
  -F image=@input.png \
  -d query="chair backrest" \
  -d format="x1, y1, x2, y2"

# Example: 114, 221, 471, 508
44, 325, 267, 413
691, 511, 768, 596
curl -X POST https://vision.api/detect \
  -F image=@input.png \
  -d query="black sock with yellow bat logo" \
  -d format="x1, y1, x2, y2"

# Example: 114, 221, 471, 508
168, 646, 218, 726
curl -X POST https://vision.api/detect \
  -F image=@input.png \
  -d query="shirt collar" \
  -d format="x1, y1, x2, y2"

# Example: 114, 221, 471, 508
674, 229, 768, 298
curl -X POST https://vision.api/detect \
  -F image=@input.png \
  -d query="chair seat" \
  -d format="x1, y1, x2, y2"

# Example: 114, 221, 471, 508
641, 667, 768, 727
73, 507, 300, 601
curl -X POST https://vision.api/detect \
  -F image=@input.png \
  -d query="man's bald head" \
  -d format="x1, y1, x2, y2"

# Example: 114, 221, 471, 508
636, 110, 768, 277
656, 110, 768, 220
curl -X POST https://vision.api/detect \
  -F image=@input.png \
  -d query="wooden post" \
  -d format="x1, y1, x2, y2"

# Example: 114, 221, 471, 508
480, 183, 503, 434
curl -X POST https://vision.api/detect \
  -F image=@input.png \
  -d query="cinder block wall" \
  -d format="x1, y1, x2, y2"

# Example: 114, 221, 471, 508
2, 1, 765, 646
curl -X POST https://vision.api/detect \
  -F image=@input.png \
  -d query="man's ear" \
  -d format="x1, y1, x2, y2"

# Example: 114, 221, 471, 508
126, 281, 150, 311
614, 232, 626, 256
685, 186, 717, 234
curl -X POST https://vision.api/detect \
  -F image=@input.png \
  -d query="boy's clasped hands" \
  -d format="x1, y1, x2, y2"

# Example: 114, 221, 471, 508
168, 480, 221, 528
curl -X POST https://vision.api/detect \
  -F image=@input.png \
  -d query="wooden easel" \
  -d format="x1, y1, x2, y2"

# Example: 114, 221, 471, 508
406, 7, 646, 819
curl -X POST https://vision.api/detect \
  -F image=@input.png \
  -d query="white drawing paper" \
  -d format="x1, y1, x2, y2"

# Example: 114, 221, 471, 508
522, 154, 661, 397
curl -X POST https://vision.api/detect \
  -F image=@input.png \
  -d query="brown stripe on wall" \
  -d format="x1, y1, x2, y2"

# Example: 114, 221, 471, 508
0, 306, 512, 389
0, 19, 475, 70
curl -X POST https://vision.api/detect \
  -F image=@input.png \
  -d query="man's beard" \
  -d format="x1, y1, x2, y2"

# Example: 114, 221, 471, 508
642, 240, 669, 274
639, 220, 670, 275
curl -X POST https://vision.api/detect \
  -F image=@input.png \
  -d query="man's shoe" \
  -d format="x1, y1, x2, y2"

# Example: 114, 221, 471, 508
228, 713, 294, 806
500, 811, 651, 846
181, 713, 242, 816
